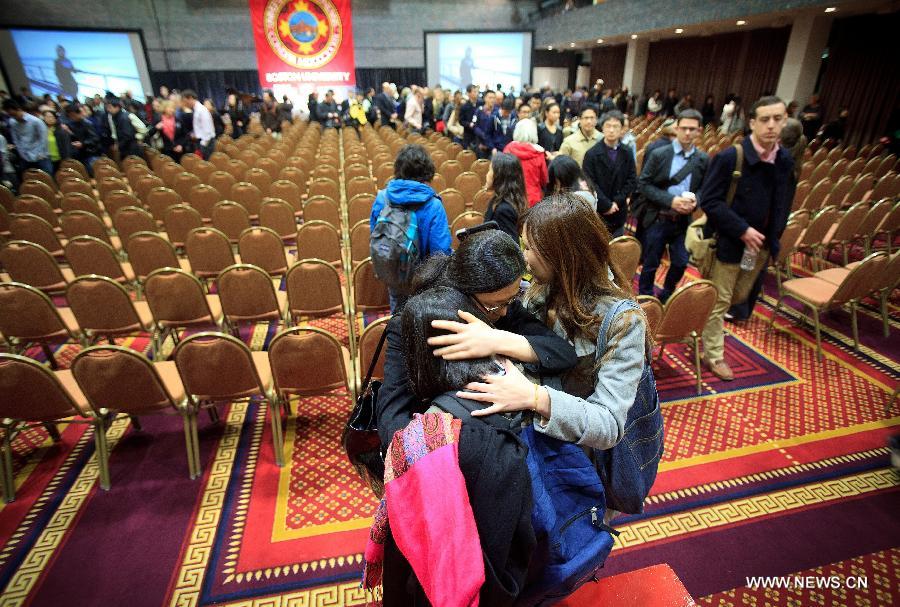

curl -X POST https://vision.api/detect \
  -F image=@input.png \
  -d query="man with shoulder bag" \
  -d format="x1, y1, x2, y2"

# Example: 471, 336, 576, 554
695, 96, 794, 381
636, 109, 708, 302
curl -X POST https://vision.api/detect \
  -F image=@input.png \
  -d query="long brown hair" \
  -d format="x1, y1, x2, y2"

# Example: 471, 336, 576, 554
523, 193, 632, 342
488, 152, 528, 220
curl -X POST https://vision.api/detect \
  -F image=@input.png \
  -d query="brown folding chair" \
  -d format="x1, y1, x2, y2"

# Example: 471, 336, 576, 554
472, 189, 493, 215
244, 168, 272, 197
0, 184, 14, 213
60, 210, 120, 250
349, 220, 371, 267
0, 282, 82, 369
173, 332, 284, 467
439, 159, 463, 185
187, 184, 221, 222
308, 177, 340, 201
113, 206, 158, 243
144, 267, 226, 349
134, 174, 165, 204
802, 178, 832, 211
268, 326, 355, 410
295, 220, 342, 268
351, 258, 389, 313
211, 200, 252, 244
164, 204, 204, 250
13, 194, 61, 229
97, 177, 130, 203
59, 177, 95, 201
126, 231, 189, 283
653, 280, 718, 395
59, 158, 90, 181
346, 176, 377, 200
70, 345, 194, 485
636, 295, 663, 337
259, 198, 298, 242
852, 199, 893, 255
770, 219, 805, 297
821, 202, 870, 266
238, 226, 292, 276
457, 150, 476, 171
173, 172, 202, 201
255, 157, 281, 179
0, 353, 95, 502
609, 236, 642, 290
66, 275, 155, 348
302, 196, 341, 228
19, 180, 59, 208
450, 211, 485, 249
0, 240, 74, 294
230, 182, 263, 219
208, 171, 238, 198
21, 169, 57, 192
60, 191, 105, 221
470, 159, 491, 184
454, 171, 482, 205
185, 227, 237, 284
772, 251, 888, 359
344, 164, 370, 182
796, 205, 839, 270
65, 236, 137, 289
375, 163, 394, 189
355, 316, 390, 391
146, 187, 183, 223
104, 188, 141, 220
314, 165, 340, 184
440, 189, 467, 224
269, 179, 303, 218
285, 258, 348, 326
216, 264, 287, 330
9, 213, 66, 258
226, 159, 249, 181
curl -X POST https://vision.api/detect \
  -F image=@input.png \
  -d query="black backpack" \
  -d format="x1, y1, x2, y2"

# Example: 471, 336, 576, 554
369, 193, 422, 293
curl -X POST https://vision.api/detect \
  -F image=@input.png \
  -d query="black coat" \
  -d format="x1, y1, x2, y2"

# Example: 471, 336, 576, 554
636, 143, 709, 228
381, 393, 535, 606
374, 92, 395, 125
146, 116, 191, 161
51, 125, 73, 160
698, 137, 795, 264
582, 140, 638, 235
484, 199, 519, 242
376, 303, 578, 449
104, 110, 141, 158
66, 119, 101, 158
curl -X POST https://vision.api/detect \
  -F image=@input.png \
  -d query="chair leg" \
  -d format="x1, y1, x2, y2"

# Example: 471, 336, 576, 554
692, 332, 702, 396
267, 394, 285, 467
190, 410, 201, 479
812, 307, 823, 361
207, 406, 220, 424
881, 292, 890, 338
181, 410, 197, 479
40, 343, 58, 370
850, 301, 860, 351
43, 422, 62, 442
93, 416, 111, 491
770, 297, 783, 328
1, 427, 15, 503
656, 343, 666, 363
129, 415, 142, 431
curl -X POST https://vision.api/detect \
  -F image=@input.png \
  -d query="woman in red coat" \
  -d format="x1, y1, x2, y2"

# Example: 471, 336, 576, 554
503, 118, 548, 207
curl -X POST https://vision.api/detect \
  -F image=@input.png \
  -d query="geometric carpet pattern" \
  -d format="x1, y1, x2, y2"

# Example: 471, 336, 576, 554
0, 269, 897, 606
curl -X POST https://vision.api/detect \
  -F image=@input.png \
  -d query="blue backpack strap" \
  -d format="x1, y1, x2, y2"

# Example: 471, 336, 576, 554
596, 299, 637, 355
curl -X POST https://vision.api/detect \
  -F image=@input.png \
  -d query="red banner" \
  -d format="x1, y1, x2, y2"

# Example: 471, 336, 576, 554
248, 0, 356, 89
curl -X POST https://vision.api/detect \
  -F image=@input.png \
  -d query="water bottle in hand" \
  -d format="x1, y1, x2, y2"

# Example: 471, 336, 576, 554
740, 245, 757, 271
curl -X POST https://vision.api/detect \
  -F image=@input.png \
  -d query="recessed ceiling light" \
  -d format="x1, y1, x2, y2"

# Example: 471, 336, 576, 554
824, 6, 836, 12
547, 45, 553, 50
736, 20, 746, 25
675, 28, 684, 34
569, 42, 575, 47
631, 34, 638, 39
597, 38, 603, 43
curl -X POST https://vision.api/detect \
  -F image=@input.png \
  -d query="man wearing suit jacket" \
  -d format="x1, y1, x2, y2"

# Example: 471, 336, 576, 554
636, 109, 708, 301
582, 110, 637, 237
374, 82, 397, 128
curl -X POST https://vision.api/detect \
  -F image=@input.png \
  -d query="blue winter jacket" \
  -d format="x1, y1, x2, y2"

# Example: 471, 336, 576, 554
370, 179, 452, 257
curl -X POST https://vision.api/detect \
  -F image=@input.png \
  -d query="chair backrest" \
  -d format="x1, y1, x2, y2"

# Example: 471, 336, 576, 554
59, 158, 90, 181
295, 220, 342, 265
635, 295, 663, 337
874, 155, 897, 179
59, 178, 95, 200
357, 316, 390, 383
258, 198, 297, 240
185, 227, 236, 278
655, 280, 718, 342
144, 267, 217, 328
19, 179, 58, 207
0, 354, 87, 422
238, 226, 290, 275
113, 206, 158, 242
134, 174, 166, 203
440, 188, 467, 223
450, 211, 485, 249
0, 184, 14, 212
208, 170, 238, 197
608, 236, 642, 286
211, 200, 252, 243
308, 177, 340, 200
349, 220, 371, 266
146, 187, 183, 222
0, 240, 68, 292
439, 159, 463, 184
344, 163, 370, 182
255, 157, 281, 178
870, 172, 900, 201
173, 172, 202, 201
244, 167, 273, 196
226, 158, 250, 181
458, 150, 479, 171
827, 201, 869, 243
268, 327, 350, 397
230, 182, 263, 217
60, 191, 104, 219
188, 184, 221, 221
374, 162, 393, 188
13, 194, 60, 227
830, 251, 888, 306
878, 251, 900, 292
216, 264, 281, 323
60, 210, 112, 246
351, 258, 389, 311
454, 171, 482, 204
856, 199, 893, 237
173, 332, 266, 401
269, 179, 303, 215
314, 165, 340, 184
126, 231, 181, 280
347, 193, 375, 227
347, 176, 377, 200
774, 220, 804, 265
66, 275, 144, 335
71, 346, 180, 416
0, 281, 74, 341
65, 236, 128, 282
164, 204, 204, 248
303, 196, 341, 227
97, 177, 130, 203
472, 188, 493, 215
285, 258, 345, 318
9, 213, 65, 254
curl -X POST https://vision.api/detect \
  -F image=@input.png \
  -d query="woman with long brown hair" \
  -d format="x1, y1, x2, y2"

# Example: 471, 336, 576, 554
457, 193, 650, 454
484, 152, 528, 240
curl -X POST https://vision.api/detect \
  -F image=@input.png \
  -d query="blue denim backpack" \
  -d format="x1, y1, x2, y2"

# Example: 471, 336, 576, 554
591, 299, 664, 514
515, 424, 617, 606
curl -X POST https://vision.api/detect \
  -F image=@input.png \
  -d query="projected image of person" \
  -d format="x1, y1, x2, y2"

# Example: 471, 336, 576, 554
54, 45, 79, 99
460, 47, 475, 88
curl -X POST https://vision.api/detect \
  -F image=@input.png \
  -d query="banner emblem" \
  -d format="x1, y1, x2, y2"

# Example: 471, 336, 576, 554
264, 0, 343, 69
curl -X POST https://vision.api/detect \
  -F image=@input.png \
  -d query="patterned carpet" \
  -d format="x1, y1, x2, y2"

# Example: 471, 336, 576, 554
0, 268, 897, 607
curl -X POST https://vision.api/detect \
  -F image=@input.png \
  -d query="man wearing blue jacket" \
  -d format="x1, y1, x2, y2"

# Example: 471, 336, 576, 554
698, 96, 794, 381
370, 144, 452, 311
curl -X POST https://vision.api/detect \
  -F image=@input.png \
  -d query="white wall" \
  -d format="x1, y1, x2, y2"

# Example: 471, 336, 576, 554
532, 67, 568, 92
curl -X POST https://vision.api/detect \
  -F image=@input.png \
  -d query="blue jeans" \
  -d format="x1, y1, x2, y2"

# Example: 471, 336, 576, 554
638, 218, 689, 301
388, 289, 408, 314
23, 158, 52, 176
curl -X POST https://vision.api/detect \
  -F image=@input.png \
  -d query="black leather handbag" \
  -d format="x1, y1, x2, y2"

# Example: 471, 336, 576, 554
341, 326, 389, 499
